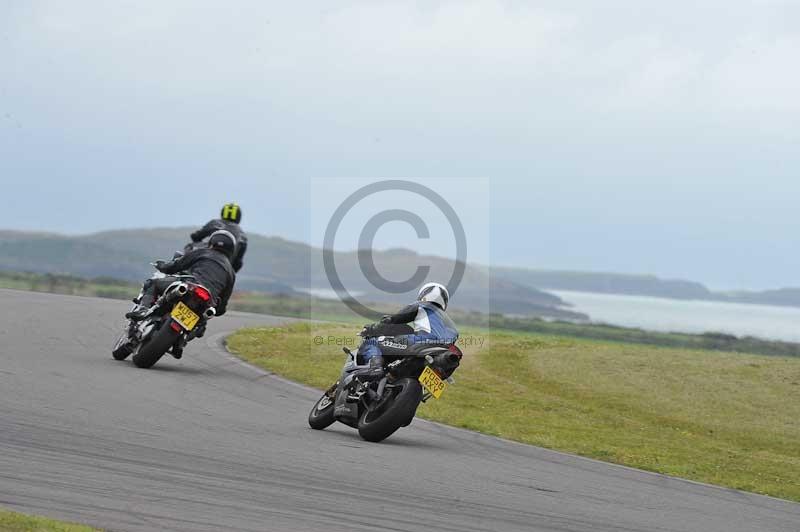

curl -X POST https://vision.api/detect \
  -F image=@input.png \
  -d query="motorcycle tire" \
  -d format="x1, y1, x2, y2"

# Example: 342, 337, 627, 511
357, 377, 422, 443
112, 330, 133, 360
308, 385, 337, 430
132, 323, 180, 368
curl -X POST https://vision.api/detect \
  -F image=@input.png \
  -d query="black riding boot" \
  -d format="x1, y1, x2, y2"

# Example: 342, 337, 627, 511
125, 285, 157, 321
170, 342, 184, 359
351, 355, 385, 381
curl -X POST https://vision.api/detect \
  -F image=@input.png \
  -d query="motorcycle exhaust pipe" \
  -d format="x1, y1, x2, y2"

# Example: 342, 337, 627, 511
166, 283, 188, 302
204, 307, 216, 319
161, 283, 190, 307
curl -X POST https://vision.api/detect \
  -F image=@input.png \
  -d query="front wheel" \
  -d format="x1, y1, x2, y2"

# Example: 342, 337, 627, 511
132, 322, 180, 368
357, 378, 422, 443
308, 383, 337, 430
112, 328, 133, 360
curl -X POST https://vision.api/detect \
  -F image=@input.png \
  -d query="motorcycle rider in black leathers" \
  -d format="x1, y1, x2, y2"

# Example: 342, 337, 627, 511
189, 203, 247, 272
125, 231, 237, 358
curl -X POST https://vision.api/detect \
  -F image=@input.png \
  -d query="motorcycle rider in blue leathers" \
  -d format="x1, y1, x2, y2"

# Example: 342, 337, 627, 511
347, 282, 459, 381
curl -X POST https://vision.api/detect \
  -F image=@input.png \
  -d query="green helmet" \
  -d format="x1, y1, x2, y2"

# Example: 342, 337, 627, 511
221, 203, 242, 224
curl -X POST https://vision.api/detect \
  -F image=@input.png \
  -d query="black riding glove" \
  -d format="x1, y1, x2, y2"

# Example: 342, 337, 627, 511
361, 323, 381, 337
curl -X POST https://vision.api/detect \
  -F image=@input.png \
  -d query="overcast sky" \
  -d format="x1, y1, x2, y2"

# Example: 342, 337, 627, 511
1, 1, 798, 289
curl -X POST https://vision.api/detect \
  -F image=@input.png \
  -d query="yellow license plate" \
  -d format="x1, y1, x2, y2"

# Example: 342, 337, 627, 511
419, 366, 447, 399
170, 301, 199, 331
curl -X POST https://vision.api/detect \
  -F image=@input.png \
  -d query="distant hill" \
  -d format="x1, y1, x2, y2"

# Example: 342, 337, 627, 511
716, 288, 800, 308
492, 266, 800, 308
5, 229, 799, 312
0, 229, 585, 320
493, 267, 713, 299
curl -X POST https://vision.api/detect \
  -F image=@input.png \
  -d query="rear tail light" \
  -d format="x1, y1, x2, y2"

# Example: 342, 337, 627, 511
170, 321, 182, 332
194, 286, 211, 302
448, 344, 463, 359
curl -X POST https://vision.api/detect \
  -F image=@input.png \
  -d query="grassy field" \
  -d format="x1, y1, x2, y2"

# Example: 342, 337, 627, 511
0, 509, 99, 532
0, 271, 137, 300
227, 322, 800, 502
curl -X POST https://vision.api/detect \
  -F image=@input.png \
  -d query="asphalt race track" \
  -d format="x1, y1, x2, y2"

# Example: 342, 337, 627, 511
0, 289, 798, 531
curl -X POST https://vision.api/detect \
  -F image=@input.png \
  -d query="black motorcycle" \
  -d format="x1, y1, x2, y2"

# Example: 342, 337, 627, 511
308, 333, 462, 442
112, 267, 216, 368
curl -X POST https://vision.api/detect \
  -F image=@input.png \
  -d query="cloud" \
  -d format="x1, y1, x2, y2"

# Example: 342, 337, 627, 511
6, 1, 798, 117
1, 0, 798, 287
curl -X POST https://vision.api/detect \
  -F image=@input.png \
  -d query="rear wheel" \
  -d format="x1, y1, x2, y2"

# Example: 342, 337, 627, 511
132, 322, 180, 368
308, 383, 337, 430
357, 378, 422, 443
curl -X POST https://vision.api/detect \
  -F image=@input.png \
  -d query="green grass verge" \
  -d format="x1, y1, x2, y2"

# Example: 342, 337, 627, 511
0, 509, 99, 532
0, 271, 137, 300
227, 322, 800, 502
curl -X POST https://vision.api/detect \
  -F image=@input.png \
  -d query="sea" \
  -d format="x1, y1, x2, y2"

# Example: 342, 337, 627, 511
551, 290, 800, 343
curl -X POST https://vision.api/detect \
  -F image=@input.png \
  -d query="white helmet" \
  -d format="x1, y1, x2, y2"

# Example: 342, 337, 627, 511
417, 282, 450, 311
